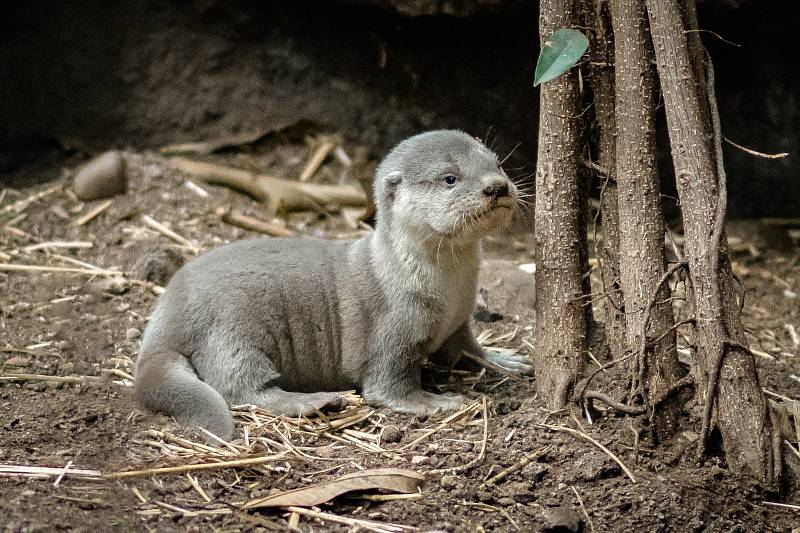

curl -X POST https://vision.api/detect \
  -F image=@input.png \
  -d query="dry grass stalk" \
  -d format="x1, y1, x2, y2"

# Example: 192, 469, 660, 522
763, 501, 800, 511
0, 373, 103, 385
22, 241, 93, 252
152, 501, 232, 516
53, 460, 73, 486
104, 453, 291, 480
183, 180, 210, 198
142, 215, 199, 252
538, 423, 637, 482
785, 324, 800, 349
186, 473, 212, 502
288, 511, 301, 530
0, 185, 60, 216
357, 492, 423, 502
398, 401, 482, 451
483, 445, 551, 486
220, 210, 294, 238
131, 487, 147, 504
461, 501, 520, 531
571, 485, 596, 533
73, 200, 113, 226
283, 505, 415, 533
0, 263, 123, 277
0, 464, 102, 481
430, 397, 489, 474
299, 138, 336, 182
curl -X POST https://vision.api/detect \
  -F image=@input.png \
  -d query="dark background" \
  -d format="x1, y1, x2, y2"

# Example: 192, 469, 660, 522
1, 0, 797, 217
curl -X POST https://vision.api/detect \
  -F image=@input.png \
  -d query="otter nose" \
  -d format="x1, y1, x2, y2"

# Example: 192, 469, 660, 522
483, 180, 509, 198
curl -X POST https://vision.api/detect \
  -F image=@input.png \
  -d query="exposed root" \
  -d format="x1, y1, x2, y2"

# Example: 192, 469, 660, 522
166, 157, 366, 215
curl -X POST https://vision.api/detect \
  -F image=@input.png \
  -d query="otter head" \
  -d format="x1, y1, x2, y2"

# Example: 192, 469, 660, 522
374, 130, 518, 243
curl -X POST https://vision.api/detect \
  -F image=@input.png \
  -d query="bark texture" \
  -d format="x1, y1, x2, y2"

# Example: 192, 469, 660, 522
646, 0, 775, 482
611, 0, 681, 439
533, 0, 588, 408
588, 0, 627, 362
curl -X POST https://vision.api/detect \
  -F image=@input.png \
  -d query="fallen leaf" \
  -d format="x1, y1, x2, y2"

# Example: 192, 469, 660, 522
242, 468, 424, 509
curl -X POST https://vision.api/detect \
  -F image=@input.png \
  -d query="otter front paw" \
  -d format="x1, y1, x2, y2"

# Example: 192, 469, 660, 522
485, 348, 534, 376
370, 390, 468, 415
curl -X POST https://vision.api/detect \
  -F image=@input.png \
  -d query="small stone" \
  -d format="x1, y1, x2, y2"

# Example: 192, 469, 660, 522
50, 205, 70, 220
411, 455, 430, 465
441, 475, 458, 489
503, 481, 536, 504
132, 246, 185, 286
73, 151, 127, 201
496, 400, 521, 415
522, 461, 548, 482
544, 507, 583, 533
91, 276, 129, 296
56, 340, 75, 351
476, 490, 493, 502
574, 452, 621, 481
381, 426, 402, 444
126, 328, 141, 340
4, 356, 31, 366
497, 497, 516, 507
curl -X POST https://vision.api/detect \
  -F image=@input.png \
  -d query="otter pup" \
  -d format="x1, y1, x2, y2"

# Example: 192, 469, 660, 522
135, 130, 532, 439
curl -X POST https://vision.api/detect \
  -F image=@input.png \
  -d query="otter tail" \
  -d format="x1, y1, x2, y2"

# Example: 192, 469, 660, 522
135, 349, 234, 440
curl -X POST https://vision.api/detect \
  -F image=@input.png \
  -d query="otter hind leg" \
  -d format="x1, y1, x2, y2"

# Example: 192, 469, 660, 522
135, 349, 234, 440
196, 340, 350, 418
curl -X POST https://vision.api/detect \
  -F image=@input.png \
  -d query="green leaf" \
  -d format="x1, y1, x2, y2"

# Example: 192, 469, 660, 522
533, 28, 589, 87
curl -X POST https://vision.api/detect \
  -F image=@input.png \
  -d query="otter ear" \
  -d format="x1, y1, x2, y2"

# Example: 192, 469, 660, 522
383, 171, 402, 203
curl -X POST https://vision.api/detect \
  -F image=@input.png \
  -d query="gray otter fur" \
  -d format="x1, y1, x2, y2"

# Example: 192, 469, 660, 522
135, 130, 533, 439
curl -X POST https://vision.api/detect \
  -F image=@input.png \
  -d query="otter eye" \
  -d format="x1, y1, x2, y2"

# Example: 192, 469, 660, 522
443, 175, 458, 186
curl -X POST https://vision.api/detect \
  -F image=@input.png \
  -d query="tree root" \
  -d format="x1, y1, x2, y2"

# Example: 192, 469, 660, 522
585, 391, 646, 415
166, 158, 366, 216
631, 261, 689, 407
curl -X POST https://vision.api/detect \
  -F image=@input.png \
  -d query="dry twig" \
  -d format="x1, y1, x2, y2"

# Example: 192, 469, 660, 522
537, 423, 636, 482
220, 210, 294, 238
142, 215, 198, 252
73, 200, 113, 226
283, 505, 415, 533
300, 138, 336, 182
166, 158, 365, 215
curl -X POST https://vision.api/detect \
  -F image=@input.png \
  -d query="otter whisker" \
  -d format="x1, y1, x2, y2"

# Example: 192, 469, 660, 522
516, 196, 533, 206
511, 172, 536, 182
482, 125, 496, 148
499, 142, 522, 166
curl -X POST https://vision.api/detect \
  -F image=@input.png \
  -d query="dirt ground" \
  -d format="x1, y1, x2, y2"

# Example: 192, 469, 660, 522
1, 132, 799, 532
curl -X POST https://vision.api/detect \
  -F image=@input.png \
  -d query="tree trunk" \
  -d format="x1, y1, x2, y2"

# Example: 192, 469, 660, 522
611, 0, 681, 440
533, 0, 588, 408
588, 0, 627, 362
646, 0, 776, 482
